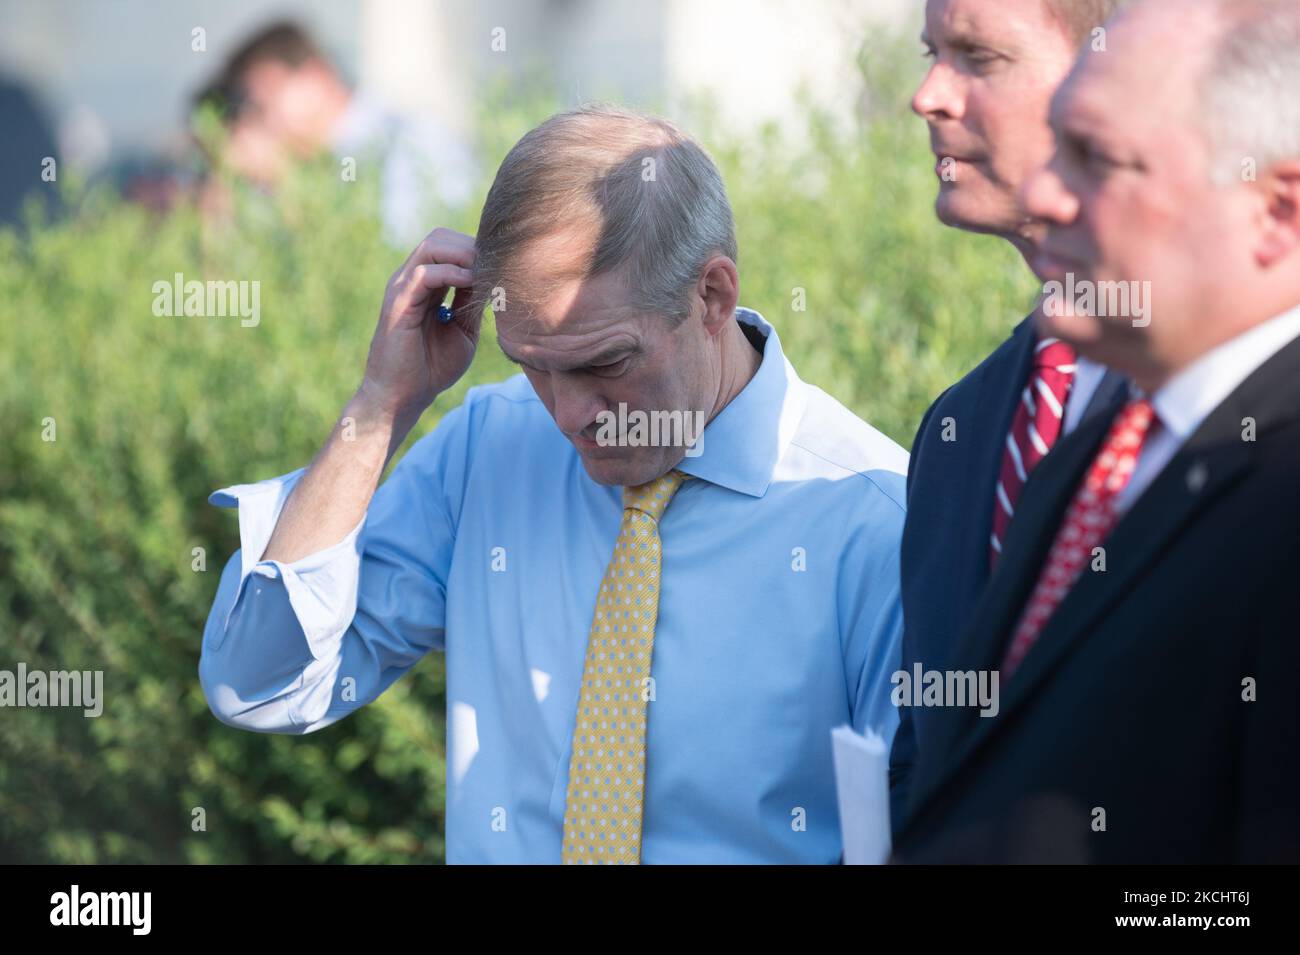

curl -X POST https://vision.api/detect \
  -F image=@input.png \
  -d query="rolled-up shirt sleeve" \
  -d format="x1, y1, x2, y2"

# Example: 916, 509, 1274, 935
199, 400, 472, 735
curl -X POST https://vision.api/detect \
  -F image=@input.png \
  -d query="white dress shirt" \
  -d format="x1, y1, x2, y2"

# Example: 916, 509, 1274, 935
1115, 302, 1300, 513
1061, 355, 1109, 438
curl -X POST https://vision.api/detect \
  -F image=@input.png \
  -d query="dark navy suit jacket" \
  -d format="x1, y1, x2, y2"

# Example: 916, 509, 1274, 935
889, 315, 1125, 835
893, 331, 1300, 862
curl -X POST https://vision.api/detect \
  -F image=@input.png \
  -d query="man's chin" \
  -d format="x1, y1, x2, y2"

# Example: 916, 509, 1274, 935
579, 452, 649, 488
1033, 306, 1106, 350
579, 449, 679, 488
934, 186, 1014, 239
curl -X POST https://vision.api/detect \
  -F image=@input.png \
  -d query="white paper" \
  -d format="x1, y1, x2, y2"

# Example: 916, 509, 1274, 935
831, 724, 892, 864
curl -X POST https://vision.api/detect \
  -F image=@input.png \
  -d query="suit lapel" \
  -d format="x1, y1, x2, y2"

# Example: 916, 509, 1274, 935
903, 332, 1300, 838
911, 404, 1118, 787
1080, 366, 1128, 427
989, 430, 1252, 723
952, 317, 1038, 613
958, 363, 1130, 693
901, 319, 1075, 797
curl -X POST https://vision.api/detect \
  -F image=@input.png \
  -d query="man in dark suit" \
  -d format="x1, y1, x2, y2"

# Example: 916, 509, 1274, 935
895, 0, 1300, 863
891, 0, 1128, 831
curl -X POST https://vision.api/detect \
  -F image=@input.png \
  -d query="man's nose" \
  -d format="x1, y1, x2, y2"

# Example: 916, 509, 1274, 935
550, 376, 605, 438
1021, 159, 1080, 226
912, 60, 966, 122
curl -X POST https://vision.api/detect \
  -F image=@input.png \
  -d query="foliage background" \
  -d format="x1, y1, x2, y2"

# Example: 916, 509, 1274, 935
0, 37, 1034, 862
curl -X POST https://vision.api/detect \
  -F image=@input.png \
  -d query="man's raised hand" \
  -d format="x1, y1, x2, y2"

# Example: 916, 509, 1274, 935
359, 227, 479, 424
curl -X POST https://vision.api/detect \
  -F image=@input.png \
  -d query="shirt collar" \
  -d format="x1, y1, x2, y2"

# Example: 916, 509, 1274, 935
1151, 301, 1300, 440
675, 307, 807, 498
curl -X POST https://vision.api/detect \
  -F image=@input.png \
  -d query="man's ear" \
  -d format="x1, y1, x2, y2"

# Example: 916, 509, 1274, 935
1255, 159, 1300, 269
696, 255, 740, 337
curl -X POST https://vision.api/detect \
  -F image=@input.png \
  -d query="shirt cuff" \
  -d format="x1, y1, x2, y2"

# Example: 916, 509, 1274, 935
208, 468, 367, 658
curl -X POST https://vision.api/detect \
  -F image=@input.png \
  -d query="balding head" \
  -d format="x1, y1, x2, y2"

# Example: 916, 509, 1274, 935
1022, 0, 1300, 389
1200, 0, 1300, 183
469, 105, 750, 488
469, 104, 737, 328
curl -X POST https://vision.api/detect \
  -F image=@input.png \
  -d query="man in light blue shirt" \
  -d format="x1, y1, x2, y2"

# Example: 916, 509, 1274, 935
200, 104, 907, 863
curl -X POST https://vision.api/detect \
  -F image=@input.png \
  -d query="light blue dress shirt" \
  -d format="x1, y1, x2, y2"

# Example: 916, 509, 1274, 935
199, 307, 909, 863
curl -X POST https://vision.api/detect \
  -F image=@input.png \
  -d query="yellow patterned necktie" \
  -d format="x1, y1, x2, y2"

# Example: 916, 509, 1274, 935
560, 468, 692, 864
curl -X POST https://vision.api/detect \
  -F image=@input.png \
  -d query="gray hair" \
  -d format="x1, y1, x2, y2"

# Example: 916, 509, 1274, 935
1201, 0, 1300, 184
469, 103, 738, 324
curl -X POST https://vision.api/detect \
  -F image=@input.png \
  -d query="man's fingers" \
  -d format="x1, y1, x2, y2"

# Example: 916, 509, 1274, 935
390, 262, 474, 321
415, 262, 474, 289
399, 227, 476, 275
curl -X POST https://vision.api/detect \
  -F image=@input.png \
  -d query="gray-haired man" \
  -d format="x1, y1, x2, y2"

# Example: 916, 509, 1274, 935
200, 105, 909, 863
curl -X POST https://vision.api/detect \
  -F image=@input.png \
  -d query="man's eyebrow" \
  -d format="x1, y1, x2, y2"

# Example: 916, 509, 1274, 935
497, 341, 638, 372
581, 344, 638, 368
1053, 86, 1103, 143
949, 33, 993, 50
926, 21, 1004, 53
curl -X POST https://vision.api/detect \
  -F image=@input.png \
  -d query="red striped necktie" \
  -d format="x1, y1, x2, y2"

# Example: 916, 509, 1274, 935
990, 337, 1078, 568
999, 396, 1158, 681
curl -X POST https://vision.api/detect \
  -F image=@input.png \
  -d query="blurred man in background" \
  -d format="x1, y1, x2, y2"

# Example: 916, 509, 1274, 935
0, 76, 60, 226
897, 0, 1300, 863
889, 0, 1128, 834
196, 20, 476, 245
